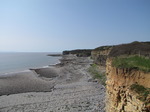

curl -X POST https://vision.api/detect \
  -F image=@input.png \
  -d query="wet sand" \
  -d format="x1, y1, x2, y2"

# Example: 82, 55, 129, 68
0, 55, 105, 112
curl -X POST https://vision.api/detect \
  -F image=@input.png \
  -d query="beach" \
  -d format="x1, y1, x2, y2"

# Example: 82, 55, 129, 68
0, 55, 105, 112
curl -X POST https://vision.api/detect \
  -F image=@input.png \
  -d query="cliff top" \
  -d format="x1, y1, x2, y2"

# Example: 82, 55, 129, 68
109, 41, 150, 72
93, 45, 113, 51
109, 41, 150, 57
63, 49, 92, 57
112, 55, 150, 72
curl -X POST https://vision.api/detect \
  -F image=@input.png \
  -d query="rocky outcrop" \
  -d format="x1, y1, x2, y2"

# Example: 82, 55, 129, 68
63, 49, 92, 57
91, 46, 113, 66
106, 58, 150, 112
105, 42, 150, 112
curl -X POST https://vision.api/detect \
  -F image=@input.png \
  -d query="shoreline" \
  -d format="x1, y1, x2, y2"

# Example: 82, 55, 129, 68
0, 52, 61, 77
0, 57, 61, 77
0, 56, 62, 96
0, 54, 105, 112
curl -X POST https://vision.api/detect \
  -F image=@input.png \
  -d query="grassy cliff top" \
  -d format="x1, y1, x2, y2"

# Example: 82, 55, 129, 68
109, 41, 150, 57
112, 55, 150, 72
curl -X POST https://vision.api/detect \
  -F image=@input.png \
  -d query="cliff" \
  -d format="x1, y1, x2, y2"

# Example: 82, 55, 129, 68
63, 49, 92, 57
91, 46, 113, 66
106, 59, 150, 112
91, 41, 150, 66
62, 41, 150, 111
106, 42, 150, 112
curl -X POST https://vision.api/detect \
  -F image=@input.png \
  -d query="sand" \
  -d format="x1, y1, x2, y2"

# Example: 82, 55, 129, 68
0, 55, 105, 112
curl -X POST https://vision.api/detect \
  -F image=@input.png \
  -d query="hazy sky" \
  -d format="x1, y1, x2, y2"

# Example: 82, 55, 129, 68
0, 0, 150, 52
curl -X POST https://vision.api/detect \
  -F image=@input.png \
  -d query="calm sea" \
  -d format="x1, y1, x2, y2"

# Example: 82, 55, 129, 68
0, 52, 61, 75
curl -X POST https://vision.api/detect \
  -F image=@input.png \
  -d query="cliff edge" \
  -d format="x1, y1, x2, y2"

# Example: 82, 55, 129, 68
106, 42, 150, 112
63, 49, 92, 57
91, 46, 113, 66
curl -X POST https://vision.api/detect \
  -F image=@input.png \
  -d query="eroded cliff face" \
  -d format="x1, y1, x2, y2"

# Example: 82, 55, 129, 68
91, 46, 112, 66
106, 58, 150, 112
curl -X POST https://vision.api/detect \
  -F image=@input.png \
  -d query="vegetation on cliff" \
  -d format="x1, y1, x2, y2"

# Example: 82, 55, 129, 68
109, 41, 150, 57
63, 49, 92, 57
93, 45, 113, 51
105, 41, 150, 112
88, 64, 106, 85
130, 84, 150, 102
112, 55, 150, 72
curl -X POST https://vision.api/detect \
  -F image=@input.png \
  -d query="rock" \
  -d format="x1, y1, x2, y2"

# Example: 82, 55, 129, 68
91, 46, 113, 66
105, 58, 150, 112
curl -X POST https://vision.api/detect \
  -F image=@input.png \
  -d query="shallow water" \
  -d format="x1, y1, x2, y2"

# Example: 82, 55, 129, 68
0, 52, 61, 75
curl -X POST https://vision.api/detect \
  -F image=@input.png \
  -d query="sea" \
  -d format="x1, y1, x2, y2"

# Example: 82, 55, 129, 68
0, 52, 61, 76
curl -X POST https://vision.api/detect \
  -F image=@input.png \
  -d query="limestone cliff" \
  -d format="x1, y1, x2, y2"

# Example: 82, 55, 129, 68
105, 42, 150, 112
106, 58, 150, 112
91, 46, 113, 66
62, 42, 150, 112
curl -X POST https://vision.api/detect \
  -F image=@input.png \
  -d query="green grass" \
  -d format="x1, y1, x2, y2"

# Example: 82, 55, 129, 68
112, 55, 150, 72
88, 64, 106, 85
130, 84, 150, 102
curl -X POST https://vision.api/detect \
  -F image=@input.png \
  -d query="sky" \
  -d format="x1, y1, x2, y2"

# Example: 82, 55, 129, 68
0, 0, 150, 52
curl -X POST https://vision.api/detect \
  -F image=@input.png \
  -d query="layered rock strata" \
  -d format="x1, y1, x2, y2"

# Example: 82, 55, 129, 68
105, 42, 150, 112
106, 58, 150, 112
91, 46, 113, 66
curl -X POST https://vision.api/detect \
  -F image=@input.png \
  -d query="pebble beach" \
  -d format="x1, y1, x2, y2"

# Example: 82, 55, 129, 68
0, 55, 105, 112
